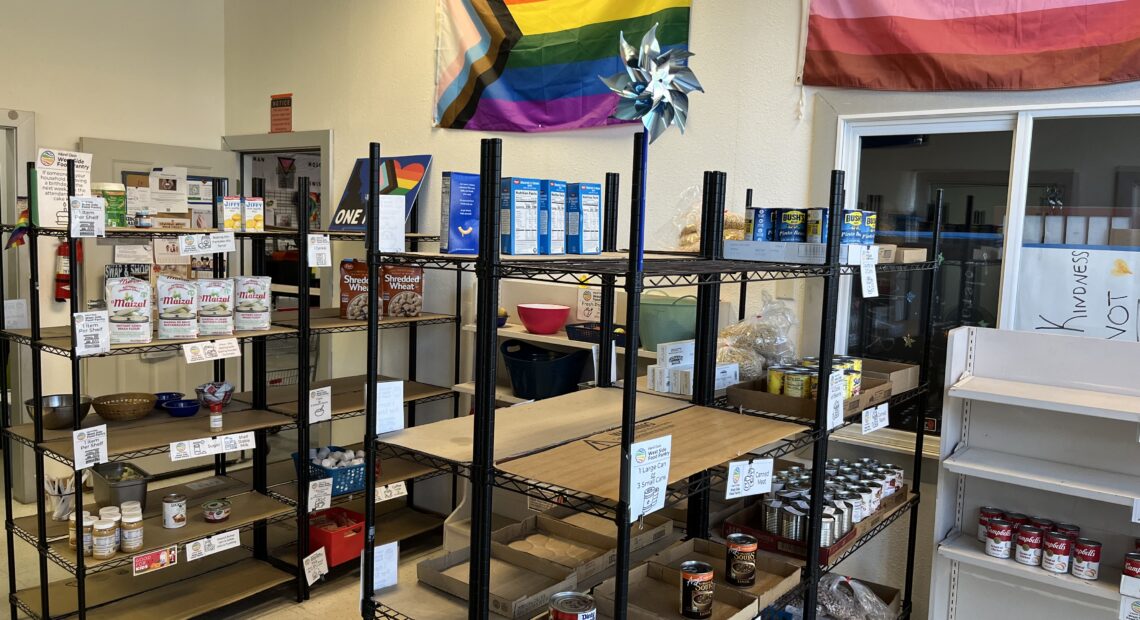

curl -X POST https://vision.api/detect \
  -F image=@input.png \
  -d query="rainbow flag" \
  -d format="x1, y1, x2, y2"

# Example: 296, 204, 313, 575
803, 0, 1140, 91
435, 0, 691, 132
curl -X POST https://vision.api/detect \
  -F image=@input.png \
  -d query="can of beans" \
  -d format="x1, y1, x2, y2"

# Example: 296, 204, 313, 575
1029, 517, 1054, 532
806, 208, 829, 244
985, 519, 1013, 559
1014, 525, 1044, 566
776, 209, 807, 242
1055, 523, 1081, 540
1123, 552, 1140, 578
1072, 539, 1102, 580
766, 366, 792, 395
860, 211, 878, 245
746, 208, 777, 242
783, 370, 811, 398
1042, 531, 1073, 573
725, 533, 758, 587
549, 592, 597, 620
679, 561, 715, 619
840, 210, 864, 244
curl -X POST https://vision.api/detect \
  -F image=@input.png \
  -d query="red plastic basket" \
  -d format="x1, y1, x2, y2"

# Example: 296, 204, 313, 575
308, 507, 365, 567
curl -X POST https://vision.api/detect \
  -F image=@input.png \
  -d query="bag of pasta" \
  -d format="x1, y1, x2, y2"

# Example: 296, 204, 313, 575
718, 291, 798, 366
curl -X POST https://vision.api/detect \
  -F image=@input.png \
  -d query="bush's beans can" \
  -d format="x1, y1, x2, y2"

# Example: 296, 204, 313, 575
860, 211, 878, 245
1029, 517, 1054, 532
985, 519, 1013, 559
726, 533, 758, 586
776, 209, 807, 242
680, 561, 715, 619
1123, 552, 1140, 578
1042, 531, 1073, 573
1055, 523, 1081, 540
807, 208, 829, 244
1014, 525, 1044, 566
549, 592, 597, 620
1072, 539, 1102, 580
840, 210, 864, 244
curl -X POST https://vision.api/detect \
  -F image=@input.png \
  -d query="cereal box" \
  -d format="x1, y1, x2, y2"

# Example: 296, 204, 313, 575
105, 277, 152, 344
221, 196, 242, 232
197, 278, 234, 336
157, 276, 199, 339
439, 172, 479, 255
233, 276, 271, 331
381, 265, 423, 317
566, 182, 602, 254
242, 197, 264, 232
500, 177, 540, 255
340, 259, 370, 320
538, 179, 566, 255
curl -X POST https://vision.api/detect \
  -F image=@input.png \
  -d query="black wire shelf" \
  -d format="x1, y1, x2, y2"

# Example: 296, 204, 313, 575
373, 602, 416, 620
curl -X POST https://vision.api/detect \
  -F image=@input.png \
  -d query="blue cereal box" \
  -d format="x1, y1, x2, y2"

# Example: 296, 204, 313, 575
538, 180, 567, 255
566, 182, 603, 254
500, 177, 541, 255
439, 172, 480, 254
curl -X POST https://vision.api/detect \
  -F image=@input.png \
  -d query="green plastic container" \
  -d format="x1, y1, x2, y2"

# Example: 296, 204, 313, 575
638, 293, 697, 350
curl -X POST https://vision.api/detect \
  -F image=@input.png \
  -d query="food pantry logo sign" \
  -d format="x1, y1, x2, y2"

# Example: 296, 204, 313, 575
1015, 247, 1139, 341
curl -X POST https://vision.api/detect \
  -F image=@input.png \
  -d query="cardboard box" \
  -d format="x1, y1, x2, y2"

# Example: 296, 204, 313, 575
491, 514, 614, 583
725, 377, 891, 422
1110, 228, 1140, 247
538, 179, 566, 255
541, 507, 673, 554
723, 240, 872, 265
566, 182, 602, 254
242, 197, 264, 232
594, 562, 759, 620
860, 359, 919, 394
648, 539, 801, 610
416, 544, 575, 619
439, 171, 480, 255
894, 247, 927, 263
849, 578, 901, 616
876, 243, 897, 263
657, 339, 695, 368
659, 493, 744, 529
221, 196, 242, 231
500, 177, 540, 255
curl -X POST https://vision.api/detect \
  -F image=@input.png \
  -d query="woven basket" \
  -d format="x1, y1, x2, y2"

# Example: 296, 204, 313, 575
93, 393, 157, 422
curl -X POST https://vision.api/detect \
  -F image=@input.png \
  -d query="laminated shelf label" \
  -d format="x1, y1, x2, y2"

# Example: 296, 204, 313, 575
375, 381, 405, 434
725, 458, 773, 499
629, 435, 672, 523
308, 234, 332, 267
1132, 498, 1140, 524
5, 299, 29, 330
182, 338, 241, 364
132, 544, 179, 576
370, 542, 399, 593
178, 232, 236, 256
72, 424, 108, 469
69, 196, 105, 238
577, 285, 600, 321
185, 529, 241, 562
1121, 596, 1140, 620
302, 547, 329, 586
74, 311, 110, 356
376, 195, 405, 253
309, 386, 332, 424
308, 478, 333, 512
376, 481, 408, 503
170, 431, 255, 462
827, 370, 845, 430
862, 403, 890, 435
859, 245, 879, 298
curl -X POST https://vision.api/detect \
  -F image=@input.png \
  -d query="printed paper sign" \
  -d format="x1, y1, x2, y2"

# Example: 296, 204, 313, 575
860, 246, 879, 298
308, 234, 332, 267
629, 435, 672, 522
69, 197, 106, 238
179, 232, 236, 256
182, 338, 241, 364
1120, 594, 1140, 620
170, 437, 222, 461
376, 195, 406, 253
218, 431, 255, 453
1121, 576, 1140, 600
35, 148, 92, 227
5, 299, 29, 330
375, 381, 404, 434
725, 458, 774, 499
373, 542, 399, 591
308, 478, 333, 512
827, 370, 845, 430
376, 481, 408, 503
112, 242, 154, 264
577, 287, 601, 321
862, 403, 890, 435
185, 529, 241, 562
309, 386, 332, 424
72, 424, 108, 470
527, 497, 559, 512
132, 545, 179, 576
303, 547, 329, 586
73, 311, 110, 356
1132, 498, 1140, 524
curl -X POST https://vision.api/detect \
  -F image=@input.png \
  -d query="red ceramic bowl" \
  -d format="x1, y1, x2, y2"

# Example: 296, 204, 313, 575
516, 304, 570, 335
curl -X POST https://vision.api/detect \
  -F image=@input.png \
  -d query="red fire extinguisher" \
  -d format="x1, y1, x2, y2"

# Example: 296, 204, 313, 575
54, 241, 82, 302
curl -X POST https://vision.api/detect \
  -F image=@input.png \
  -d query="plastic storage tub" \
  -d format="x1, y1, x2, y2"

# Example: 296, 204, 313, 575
308, 507, 365, 567
91, 463, 151, 512
564, 322, 637, 349
501, 340, 590, 400
638, 293, 697, 350
292, 445, 366, 496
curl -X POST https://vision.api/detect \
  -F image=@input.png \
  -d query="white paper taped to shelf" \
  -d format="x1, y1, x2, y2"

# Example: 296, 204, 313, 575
72, 424, 108, 470
1122, 575, 1140, 600
309, 386, 332, 424
169, 432, 254, 462
112, 242, 153, 264
73, 311, 110, 356
725, 458, 773, 499
375, 381, 404, 435
376, 481, 408, 503
308, 478, 333, 512
182, 338, 241, 364
185, 529, 241, 562
178, 232, 236, 256
303, 547, 329, 586
859, 246, 879, 298
527, 496, 559, 512
862, 402, 890, 435
827, 370, 845, 430
372, 542, 399, 592
218, 431, 255, 452
5, 299, 29, 330
629, 435, 671, 523
376, 195, 406, 253
308, 234, 332, 267
1015, 246, 1140, 341
69, 197, 105, 238
577, 286, 600, 321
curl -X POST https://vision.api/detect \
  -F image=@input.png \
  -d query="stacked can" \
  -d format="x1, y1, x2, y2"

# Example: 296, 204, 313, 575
767, 355, 861, 400
976, 507, 1100, 580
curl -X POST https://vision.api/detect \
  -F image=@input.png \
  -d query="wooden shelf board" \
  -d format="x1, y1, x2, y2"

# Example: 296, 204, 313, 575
830, 426, 941, 460
379, 387, 691, 465
272, 500, 444, 567
938, 532, 1120, 602
943, 447, 1140, 506
11, 324, 297, 352
10, 400, 253, 447
497, 406, 803, 502
464, 322, 657, 360
452, 381, 528, 405
267, 377, 452, 418
950, 375, 1140, 422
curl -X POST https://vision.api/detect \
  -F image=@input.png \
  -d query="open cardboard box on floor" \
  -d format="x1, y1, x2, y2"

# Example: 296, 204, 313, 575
416, 544, 574, 619
822, 576, 901, 617
541, 506, 673, 554
648, 538, 801, 610
491, 514, 614, 583
659, 492, 742, 532
594, 562, 759, 620
726, 376, 891, 421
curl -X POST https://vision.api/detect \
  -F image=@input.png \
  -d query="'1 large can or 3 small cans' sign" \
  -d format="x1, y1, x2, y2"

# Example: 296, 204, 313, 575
1041, 531, 1073, 573
985, 519, 1013, 559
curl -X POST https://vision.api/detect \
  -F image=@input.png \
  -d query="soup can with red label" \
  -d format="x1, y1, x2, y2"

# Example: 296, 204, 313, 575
1042, 531, 1073, 574
1014, 525, 1044, 566
985, 519, 1013, 559
549, 592, 596, 620
978, 507, 1004, 543
1072, 539, 1102, 580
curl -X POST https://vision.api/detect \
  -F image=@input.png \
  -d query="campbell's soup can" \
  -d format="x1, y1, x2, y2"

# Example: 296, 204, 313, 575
976, 507, 1000, 543
1123, 552, 1140, 578
679, 561, 715, 619
776, 209, 806, 242
1004, 512, 1029, 531
806, 208, 829, 244
1042, 531, 1073, 573
985, 519, 1013, 559
1014, 525, 1044, 566
840, 209, 864, 244
1072, 539, 1102, 580
1029, 517, 1054, 532
549, 592, 596, 620
1055, 523, 1081, 540
725, 533, 758, 586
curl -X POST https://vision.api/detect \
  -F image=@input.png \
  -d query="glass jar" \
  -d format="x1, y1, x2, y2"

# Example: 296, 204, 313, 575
92, 519, 115, 560
120, 511, 144, 553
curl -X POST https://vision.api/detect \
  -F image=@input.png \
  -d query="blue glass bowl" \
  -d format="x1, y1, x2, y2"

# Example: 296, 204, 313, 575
162, 399, 200, 418
154, 392, 184, 410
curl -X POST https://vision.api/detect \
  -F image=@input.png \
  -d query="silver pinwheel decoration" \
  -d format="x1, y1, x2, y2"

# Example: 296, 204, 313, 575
600, 24, 703, 143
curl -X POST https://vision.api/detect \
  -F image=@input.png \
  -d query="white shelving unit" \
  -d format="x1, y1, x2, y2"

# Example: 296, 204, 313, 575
929, 327, 1140, 619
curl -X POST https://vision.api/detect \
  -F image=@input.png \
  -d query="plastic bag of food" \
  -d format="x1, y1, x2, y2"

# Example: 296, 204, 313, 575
817, 574, 893, 620
716, 338, 766, 382
719, 291, 798, 366
652, 185, 747, 252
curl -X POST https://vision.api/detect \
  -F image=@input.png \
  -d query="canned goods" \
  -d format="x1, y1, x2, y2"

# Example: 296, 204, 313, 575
1029, 517, 1054, 532
549, 592, 597, 620
725, 533, 758, 587
679, 561, 715, 619
746, 208, 777, 242
162, 493, 187, 529
978, 507, 1004, 543
1004, 512, 1029, 531
783, 370, 811, 398
838, 492, 864, 523
806, 208, 829, 244
1014, 525, 1044, 566
1072, 539, 1102, 580
840, 210, 864, 244
864, 481, 883, 512
843, 369, 861, 399
801, 356, 820, 365
1042, 531, 1073, 573
1124, 552, 1140, 578
837, 356, 863, 373
851, 486, 873, 519
1055, 523, 1080, 540
762, 499, 782, 534
855, 457, 878, 468
779, 506, 807, 541
776, 209, 806, 242
985, 519, 1014, 559
767, 366, 791, 395
860, 211, 877, 245
820, 515, 837, 547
